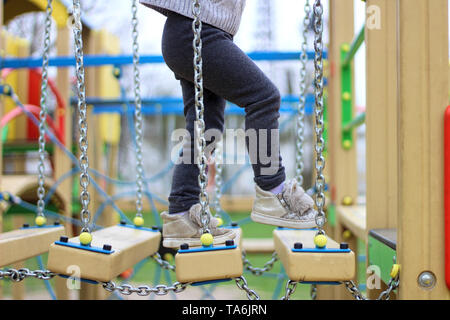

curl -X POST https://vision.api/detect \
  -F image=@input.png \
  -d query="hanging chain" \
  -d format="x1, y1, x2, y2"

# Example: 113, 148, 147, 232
151, 252, 176, 272
213, 139, 223, 215
102, 280, 189, 296
242, 251, 278, 276
312, 0, 326, 234
281, 280, 298, 300
310, 284, 317, 300
342, 280, 367, 300
296, 0, 311, 187
192, 0, 210, 234
377, 274, 400, 300
36, 0, 53, 219
131, 0, 144, 218
234, 276, 260, 300
0, 268, 56, 282
72, 0, 91, 233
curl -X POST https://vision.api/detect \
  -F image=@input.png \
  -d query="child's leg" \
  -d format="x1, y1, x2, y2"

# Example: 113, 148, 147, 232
162, 11, 316, 230
162, 11, 285, 191
168, 78, 226, 214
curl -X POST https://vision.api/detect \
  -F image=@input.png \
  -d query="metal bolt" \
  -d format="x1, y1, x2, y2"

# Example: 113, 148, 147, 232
418, 271, 436, 289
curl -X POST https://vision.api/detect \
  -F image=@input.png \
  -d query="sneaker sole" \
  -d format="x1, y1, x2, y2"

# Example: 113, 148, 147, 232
251, 211, 316, 229
163, 229, 236, 249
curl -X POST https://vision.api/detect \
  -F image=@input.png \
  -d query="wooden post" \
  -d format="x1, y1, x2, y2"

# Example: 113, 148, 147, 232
365, 0, 398, 299
396, 0, 450, 299
325, 0, 357, 300
11, 216, 26, 300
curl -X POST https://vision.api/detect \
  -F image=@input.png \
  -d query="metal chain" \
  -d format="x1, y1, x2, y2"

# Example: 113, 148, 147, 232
212, 140, 223, 214
377, 275, 400, 300
102, 280, 189, 296
312, 0, 326, 234
342, 280, 367, 300
234, 276, 260, 300
0, 268, 56, 282
310, 284, 317, 300
192, 0, 210, 234
281, 280, 298, 300
296, 0, 311, 187
131, 0, 145, 218
151, 252, 176, 272
343, 274, 400, 301
36, 0, 53, 219
242, 251, 278, 276
72, 0, 91, 233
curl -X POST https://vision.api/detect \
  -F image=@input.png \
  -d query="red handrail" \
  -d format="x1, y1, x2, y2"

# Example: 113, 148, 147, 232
0, 104, 64, 143
1, 68, 66, 144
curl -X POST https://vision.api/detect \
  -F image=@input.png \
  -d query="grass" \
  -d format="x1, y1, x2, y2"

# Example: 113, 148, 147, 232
0, 210, 366, 300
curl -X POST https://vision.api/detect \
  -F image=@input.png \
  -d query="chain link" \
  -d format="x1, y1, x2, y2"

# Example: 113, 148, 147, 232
192, 0, 210, 234
281, 280, 298, 300
0, 268, 56, 282
72, 0, 91, 233
131, 0, 145, 218
312, 0, 326, 234
242, 251, 278, 276
212, 140, 223, 216
234, 276, 260, 300
377, 275, 400, 300
103, 280, 189, 296
151, 252, 176, 272
310, 284, 317, 300
342, 280, 367, 300
296, 0, 311, 187
36, 0, 53, 219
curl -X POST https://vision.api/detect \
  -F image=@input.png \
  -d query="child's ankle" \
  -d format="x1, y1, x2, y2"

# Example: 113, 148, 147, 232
270, 182, 285, 195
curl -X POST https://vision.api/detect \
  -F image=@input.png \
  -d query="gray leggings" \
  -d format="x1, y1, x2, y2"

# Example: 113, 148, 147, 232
162, 11, 285, 213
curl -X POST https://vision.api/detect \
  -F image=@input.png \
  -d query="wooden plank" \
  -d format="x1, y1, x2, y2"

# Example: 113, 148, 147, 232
273, 228, 355, 282
396, 0, 450, 299
175, 228, 243, 283
242, 238, 274, 254
47, 225, 161, 282
0, 225, 65, 267
336, 205, 366, 241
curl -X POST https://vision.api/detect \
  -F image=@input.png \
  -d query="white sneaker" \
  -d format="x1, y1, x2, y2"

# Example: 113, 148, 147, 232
161, 203, 236, 248
251, 179, 317, 229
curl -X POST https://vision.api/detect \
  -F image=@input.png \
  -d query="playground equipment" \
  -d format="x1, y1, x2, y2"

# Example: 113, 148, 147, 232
0, 0, 449, 301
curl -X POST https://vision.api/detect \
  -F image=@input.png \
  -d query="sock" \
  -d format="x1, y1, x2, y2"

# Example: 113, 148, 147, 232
270, 182, 285, 195
172, 210, 188, 216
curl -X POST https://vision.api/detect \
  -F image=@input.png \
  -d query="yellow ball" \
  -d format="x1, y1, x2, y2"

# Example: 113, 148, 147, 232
216, 217, 224, 227
200, 233, 214, 247
342, 92, 351, 101
79, 232, 92, 246
314, 234, 328, 248
342, 230, 352, 240
163, 253, 174, 262
342, 196, 353, 206
341, 43, 350, 52
342, 140, 352, 150
133, 216, 144, 227
35, 216, 47, 227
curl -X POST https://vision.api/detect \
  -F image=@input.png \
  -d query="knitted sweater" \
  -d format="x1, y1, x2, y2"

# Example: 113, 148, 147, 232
140, 0, 246, 35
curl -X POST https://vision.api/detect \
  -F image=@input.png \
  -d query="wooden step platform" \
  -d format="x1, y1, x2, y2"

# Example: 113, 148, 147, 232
47, 224, 161, 282
175, 227, 243, 284
273, 228, 356, 282
336, 205, 367, 240
0, 224, 65, 267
